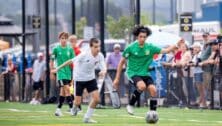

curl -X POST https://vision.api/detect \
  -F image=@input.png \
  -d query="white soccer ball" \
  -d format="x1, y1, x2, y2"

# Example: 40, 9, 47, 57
145, 111, 159, 124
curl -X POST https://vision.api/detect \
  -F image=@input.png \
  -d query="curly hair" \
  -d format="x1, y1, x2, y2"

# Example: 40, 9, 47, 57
132, 25, 152, 37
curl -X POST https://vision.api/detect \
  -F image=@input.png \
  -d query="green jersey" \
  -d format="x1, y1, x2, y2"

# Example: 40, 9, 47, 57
122, 41, 161, 78
51, 44, 75, 80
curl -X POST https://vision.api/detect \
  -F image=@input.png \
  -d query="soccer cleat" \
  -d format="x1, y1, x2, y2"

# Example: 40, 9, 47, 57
126, 105, 134, 115
55, 108, 63, 116
70, 108, 78, 116
34, 100, 41, 105
83, 118, 97, 123
30, 99, 36, 105
29, 100, 34, 105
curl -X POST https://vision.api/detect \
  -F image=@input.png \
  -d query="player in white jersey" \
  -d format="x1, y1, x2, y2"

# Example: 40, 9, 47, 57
53, 38, 107, 123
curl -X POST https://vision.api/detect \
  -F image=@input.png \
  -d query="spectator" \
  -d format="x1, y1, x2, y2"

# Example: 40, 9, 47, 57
107, 44, 122, 69
107, 44, 126, 97
178, 43, 197, 106
191, 42, 205, 108
30, 52, 46, 105
1, 55, 17, 102
200, 32, 213, 106
167, 42, 188, 106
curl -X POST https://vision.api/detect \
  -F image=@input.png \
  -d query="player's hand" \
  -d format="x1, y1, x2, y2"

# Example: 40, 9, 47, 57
113, 78, 119, 90
50, 68, 57, 74
50, 69, 56, 80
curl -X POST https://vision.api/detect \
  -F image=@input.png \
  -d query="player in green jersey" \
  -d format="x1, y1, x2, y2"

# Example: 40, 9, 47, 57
50, 32, 75, 116
113, 25, 183, 115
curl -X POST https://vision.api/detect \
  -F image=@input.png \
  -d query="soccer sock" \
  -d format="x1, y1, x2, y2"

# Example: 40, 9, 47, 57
150, 98, 157, 111
57, 96, 65, 108
129, 89, 142, 106
84, 106, 95, 119
78, 105, 82, 110
66, 96, 73, 108
71, 94, 74, 101
73, 104, 78, 112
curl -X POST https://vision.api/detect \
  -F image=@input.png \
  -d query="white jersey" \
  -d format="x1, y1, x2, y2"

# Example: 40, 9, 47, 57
72, 52, 106, 81
32, 59, 46, 82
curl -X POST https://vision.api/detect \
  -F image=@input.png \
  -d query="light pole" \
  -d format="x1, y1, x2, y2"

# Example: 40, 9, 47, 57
22, 0, 26, 101
135, 0, 140, 25
45, 0, 50, 96
72, 0, 76, 34
99, 0, 105, 56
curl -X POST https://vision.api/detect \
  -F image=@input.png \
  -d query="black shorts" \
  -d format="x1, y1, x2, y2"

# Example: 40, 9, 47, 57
58, 79, 71, 87
130, 76, 154, 87
33, 81, 43, 90
75, 79, 98, 96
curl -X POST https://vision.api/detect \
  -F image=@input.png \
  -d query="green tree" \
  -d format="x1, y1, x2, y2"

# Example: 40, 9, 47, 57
106, 15, 134, 39
76, 17, 87, 39
140, 12, 152, 25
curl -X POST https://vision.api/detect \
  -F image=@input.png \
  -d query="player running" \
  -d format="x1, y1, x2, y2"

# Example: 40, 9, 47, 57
53, 38, 107, 123
113, 25, 183, 115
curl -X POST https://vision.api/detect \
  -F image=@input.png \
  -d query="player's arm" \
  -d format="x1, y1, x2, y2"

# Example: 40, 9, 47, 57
113, 57, 126, 89
56, 59, 73, 72
160, 45, 177, 54
160, 39, 184, 54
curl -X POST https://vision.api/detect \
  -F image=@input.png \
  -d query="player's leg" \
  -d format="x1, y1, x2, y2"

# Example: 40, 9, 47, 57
71, 80, 82, 111
63, 80, 73, 109
64, 84, 75, 115
55, 80, 65, 116
83, 79, 99, 123
147, 84, 157, 111
127, 76, 146, 115
72, 81, 84, 116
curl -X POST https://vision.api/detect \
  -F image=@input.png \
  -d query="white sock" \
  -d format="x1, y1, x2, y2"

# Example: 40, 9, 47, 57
73, 105, 78, 110
84, 106, 95, 119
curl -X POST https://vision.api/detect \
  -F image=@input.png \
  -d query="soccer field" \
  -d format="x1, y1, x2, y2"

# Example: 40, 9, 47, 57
0, 102, 221, 126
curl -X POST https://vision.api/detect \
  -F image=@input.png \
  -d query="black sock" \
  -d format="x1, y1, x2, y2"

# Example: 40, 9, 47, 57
150, 98, 157, 111
57, 96, 65, 108
129, 89, 142, 106
71, 94, 74, 101
78, 105, 82, 110
66, 96, 73, 108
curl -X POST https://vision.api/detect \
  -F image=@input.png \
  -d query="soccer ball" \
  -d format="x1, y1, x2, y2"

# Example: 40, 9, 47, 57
145, 111, 159, 124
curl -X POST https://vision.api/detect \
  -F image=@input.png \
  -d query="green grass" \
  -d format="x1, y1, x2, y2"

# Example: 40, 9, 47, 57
0, 102, 221, 126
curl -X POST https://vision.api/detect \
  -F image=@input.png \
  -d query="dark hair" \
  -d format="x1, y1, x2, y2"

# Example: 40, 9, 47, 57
89, 38, 100, 47
132, 25, 152, 37
58, 32, 69, 39
217, 35, 222, 43
202, 32, 209, 37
